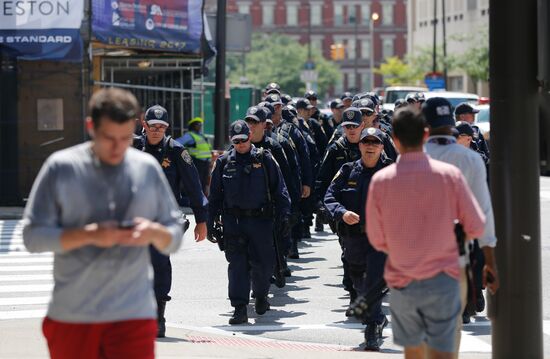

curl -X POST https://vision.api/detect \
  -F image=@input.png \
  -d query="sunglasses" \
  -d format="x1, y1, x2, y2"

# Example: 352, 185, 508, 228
343, 124, 359, 130
148, 125, 167, 132
361, 109, 375, 116
360, 138, 382, 146
232, 138, 248, 145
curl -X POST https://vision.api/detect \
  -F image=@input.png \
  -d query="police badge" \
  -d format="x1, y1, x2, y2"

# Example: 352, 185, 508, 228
181, 150, 193, 164
346, 110, 355, 120
154, 109, 164, 119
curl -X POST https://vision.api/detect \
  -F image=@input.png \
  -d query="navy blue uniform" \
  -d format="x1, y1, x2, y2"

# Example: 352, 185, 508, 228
307, 117, 328, 158
324, 156, 392, 325
275, 120, 312, 188
381, 132, 398, 162
208, 146, 291, 307
134, 135, 208, 301
470, 125, 490, 165
319, 113, 335, 140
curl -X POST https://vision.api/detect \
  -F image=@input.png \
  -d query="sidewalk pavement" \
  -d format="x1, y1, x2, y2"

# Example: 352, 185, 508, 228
0, 207, 195, 220
0, 318, 491, 359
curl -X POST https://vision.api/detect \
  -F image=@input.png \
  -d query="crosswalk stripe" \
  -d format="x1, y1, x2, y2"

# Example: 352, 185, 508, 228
0, 265, 52, 272
0, 257, 53, 264
0, 284, 53, 293
0, 309, 46, 320
0, 296, 50, 306
0, 274, 52, 281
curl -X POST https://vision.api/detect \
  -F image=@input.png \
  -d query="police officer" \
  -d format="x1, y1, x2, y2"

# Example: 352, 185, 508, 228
304, 90, 319, 108
316, 107, 365, 306
264, 82, 281, 98
324, 127, 392, 351
326, 99, 345, 143
175, 117, 213, 195
354, 98, 398, 161
454, 102, 490, 165
208, 120, 291, 324
341, 92, 354, 108
134, 105, 208, 337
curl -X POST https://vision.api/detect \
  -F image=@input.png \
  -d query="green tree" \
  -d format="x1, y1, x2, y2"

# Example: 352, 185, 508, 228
226, 33, 340, 97
374, 56, 423, 86
406, 46, 457, 78
451, 29, 489, 83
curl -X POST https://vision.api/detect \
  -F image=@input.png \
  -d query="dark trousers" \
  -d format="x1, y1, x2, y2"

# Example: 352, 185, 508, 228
193, 158, 211, 195
223, 216, 275, 307
149, 246, 172, 302
343, 235, 386, 325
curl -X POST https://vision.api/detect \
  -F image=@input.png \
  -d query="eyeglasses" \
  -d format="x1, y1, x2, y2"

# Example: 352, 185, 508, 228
148, 125, 167, 132
232, 138, 248, 145
360, 139, 382, 146
343, 124, 359, 130
361, 110, 375, 116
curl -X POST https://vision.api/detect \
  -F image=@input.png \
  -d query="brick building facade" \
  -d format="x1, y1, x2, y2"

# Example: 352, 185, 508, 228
209, 0, 407, 94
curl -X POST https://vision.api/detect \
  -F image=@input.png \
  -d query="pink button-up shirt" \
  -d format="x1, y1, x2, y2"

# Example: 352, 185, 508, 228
366, 152, 485, 289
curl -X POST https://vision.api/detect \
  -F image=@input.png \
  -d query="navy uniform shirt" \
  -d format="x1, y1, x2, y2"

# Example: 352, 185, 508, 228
320, 114, 335, 140
208, 146, 291, 227
275, 119, 313, 188
253, 134, 301, 205
134, 135, 208, 223
315, 136, 360, 200
324, 156, 393, 225
470, 125, 490, 165
307, 117, 329, 157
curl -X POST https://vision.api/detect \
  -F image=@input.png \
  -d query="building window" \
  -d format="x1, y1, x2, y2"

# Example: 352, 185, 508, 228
453, 0, 463, 13
448, 76, 464, 92
334, 4, 344, 25
361, 39, 371, 59
382, 38, 394, 59
311, 3, 322, 26
467, 0, 476, 10
347, 72, 357, 91
382, 3, 394, 25
346, 39, 356, 59
480, 0, 489, 8
311, 37, 323, 52
287, 3, 298, 26
361, 3, 371, 24
262, 3, 274, 26
418, 0, 428, 21
237, 3, 249, 15
362, 72, 372, 92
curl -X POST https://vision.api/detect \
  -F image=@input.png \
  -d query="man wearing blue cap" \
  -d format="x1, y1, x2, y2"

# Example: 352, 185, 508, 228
423, 97, 499, 354
454, 102, 490, 166
208, 120, 291, 324
134, 104, 208, 337
324, 127, 393, 350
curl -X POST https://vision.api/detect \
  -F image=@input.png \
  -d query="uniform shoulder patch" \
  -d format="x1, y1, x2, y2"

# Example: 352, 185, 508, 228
181, 149, 193, 164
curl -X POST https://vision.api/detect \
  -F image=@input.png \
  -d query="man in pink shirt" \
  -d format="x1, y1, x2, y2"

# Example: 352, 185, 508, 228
366, 106, 486, 359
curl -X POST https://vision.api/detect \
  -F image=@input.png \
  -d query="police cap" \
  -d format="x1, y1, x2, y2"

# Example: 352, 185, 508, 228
229, 120, 250, 141
304, 90, 318, 100
330, 99, 345, 109
454, 102, 479, 116
145, 105, 169, 127
455, 121, 474, 137
295, 98, 314, 110
341, 107, 363, 126
359, 127, 384, 142
245, 106, 267, 122
422, 97, 455, 128
265, 93, 283, 106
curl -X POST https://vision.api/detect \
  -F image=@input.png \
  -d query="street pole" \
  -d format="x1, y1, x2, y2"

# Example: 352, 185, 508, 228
369, 16, 375, 90
214, 0, 227, 149
432, 0, 437, 73
490, 0, 543, 357
307, 1, 312, 91
353, 12, 358, 92
441, 0, 447, 87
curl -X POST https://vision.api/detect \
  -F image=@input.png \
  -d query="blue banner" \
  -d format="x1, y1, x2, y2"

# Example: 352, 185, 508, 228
0, 29, 83, 61
0, 0, 84, 61
92, 0, 203, 53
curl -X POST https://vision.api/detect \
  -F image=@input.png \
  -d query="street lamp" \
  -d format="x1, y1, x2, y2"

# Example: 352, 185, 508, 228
370, 12, 379, 90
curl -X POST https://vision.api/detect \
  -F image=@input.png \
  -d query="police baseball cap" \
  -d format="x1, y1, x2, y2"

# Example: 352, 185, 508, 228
405, 93, 418, 103
265, 82, 281, 95
455, 121, 474, 136
454, 102, 479, 116
394, 99, 407, 109
245, 106, 267, 122
145, 105, 169, 127
258, 101, 274, 116
304, 90, 318, 100
265, 93, 283, 106
341, 92, 353, 101
359, 127, 384, 142
259, 107, 273, 123
330, 99, 345, 109
229, 120, 250, 141
341, 107, 363, 126
281, 94, 293, 105
353, 99, 375, 114
295, 98, 314, 110
282, 105, 297, 122
422, 97, 455, 128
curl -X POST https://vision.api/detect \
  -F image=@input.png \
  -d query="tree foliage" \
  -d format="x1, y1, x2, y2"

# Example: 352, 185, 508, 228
226, 33, 341, 97
373, 56, 423, 86
451, 29, 489, 83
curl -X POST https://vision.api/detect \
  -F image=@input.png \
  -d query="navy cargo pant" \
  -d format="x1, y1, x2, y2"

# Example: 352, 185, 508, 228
223, 215, 276, 307
342, 235, 386, 325
149, 246, 172, 302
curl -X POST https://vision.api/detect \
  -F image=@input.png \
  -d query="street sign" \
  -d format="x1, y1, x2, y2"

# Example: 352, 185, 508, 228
304, 60, 316, 70
424, 72, 446, 90
300, 70, 318, 83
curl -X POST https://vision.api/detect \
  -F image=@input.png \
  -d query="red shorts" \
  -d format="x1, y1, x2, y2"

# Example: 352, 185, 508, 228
42, 317, 157, 359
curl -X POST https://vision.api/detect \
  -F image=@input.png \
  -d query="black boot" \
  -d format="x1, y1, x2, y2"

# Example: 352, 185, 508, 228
364, 317, 387, 351
229, 305, 248, 325
156, 300, 167, 338
288, 238, 299, 259
255, 296, 271, 315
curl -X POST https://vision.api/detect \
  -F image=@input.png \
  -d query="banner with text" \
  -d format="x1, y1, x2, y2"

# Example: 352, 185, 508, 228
92, 0, 203, 53
0, 0, 84, 60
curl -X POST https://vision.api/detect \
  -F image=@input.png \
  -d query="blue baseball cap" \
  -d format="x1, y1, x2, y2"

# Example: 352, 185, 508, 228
422, 97, 455, 128
265, 82, 281, 95
295, 98, 314, 110
455, 121, 474, 136
229, 120, 250, 141
144, 105, 169, 127
341, 107, 363, 126
359, 127, 384, 142
454, 102, 479, 116
341, 92, 353, 101
282, 105, 298, 122
265, 93, 283, 106
245, 106, 267, 122
330, 99, 344, 109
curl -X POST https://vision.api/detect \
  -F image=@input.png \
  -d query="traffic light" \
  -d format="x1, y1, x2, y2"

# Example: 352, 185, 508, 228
330, 44, 345, 61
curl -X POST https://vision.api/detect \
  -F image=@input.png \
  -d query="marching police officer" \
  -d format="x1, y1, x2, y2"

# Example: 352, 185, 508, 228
208, 120, 291, 324
326, 99, 345, 144
134, 105, 208, 337
454, 102, 490, 165
324, 127, 392, 350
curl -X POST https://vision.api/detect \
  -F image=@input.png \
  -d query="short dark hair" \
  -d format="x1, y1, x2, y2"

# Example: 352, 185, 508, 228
392, 107, 427, 148
89, 88, 140, 128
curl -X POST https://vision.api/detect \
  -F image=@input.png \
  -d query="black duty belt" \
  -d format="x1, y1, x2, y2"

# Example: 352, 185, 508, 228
224, 207, 273, 218
337, 222, 366, 237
